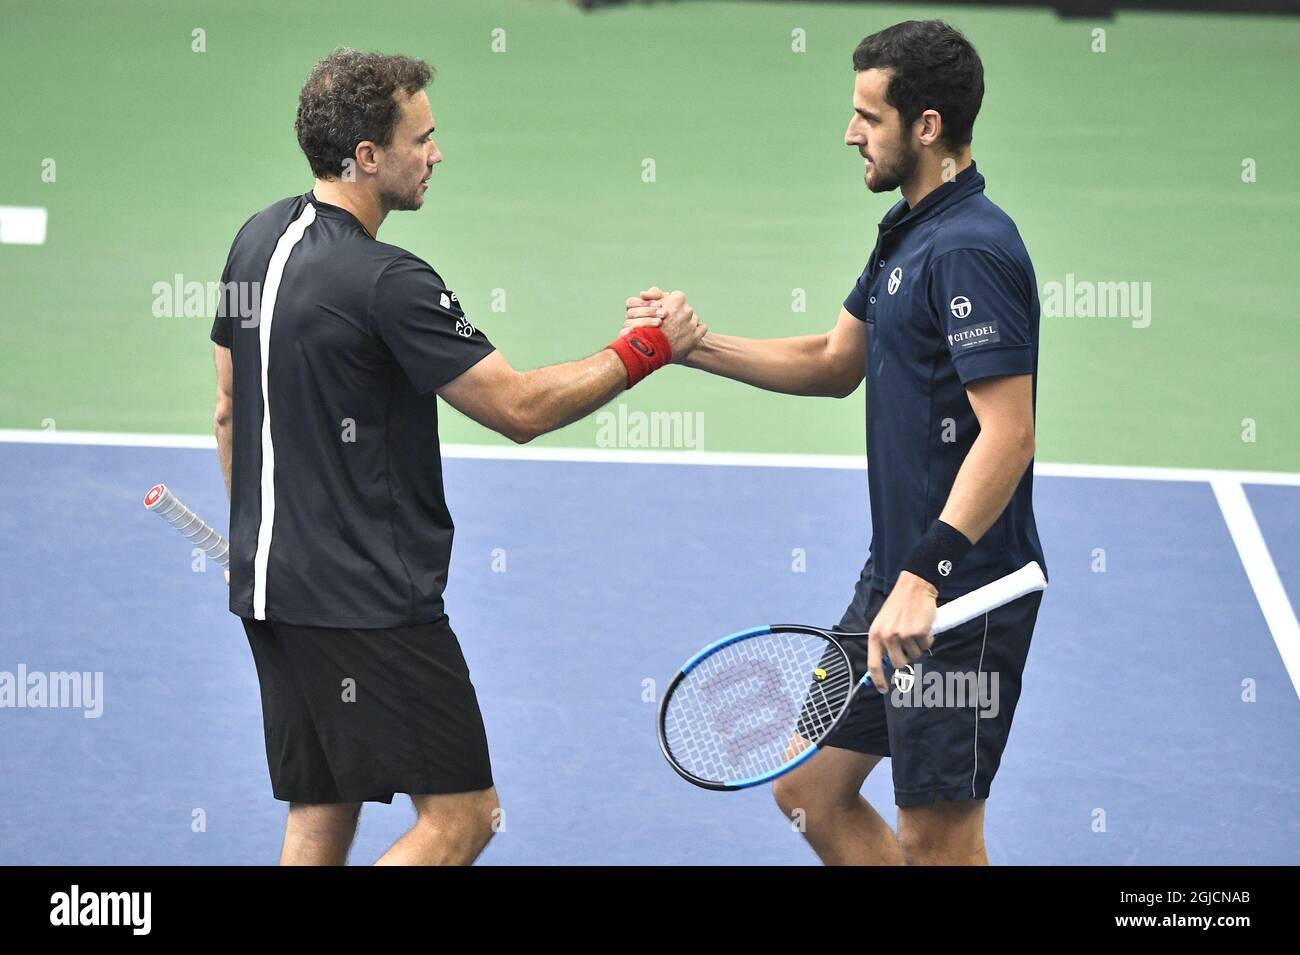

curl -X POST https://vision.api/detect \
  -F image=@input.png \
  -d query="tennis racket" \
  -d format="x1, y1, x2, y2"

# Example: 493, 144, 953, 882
657, 561, 1046, 790
143, 483, 230, 568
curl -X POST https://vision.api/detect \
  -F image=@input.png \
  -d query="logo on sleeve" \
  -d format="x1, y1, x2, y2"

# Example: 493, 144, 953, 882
440, 292, 451, 309
455, 317, 475, 338
888, 267, 903, 295
949, 295, 972, 319
947, 321, 1000, 349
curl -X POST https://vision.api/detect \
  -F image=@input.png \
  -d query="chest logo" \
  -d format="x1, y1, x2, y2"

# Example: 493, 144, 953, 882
950, 295, 972, 320
887, 267, 903, 295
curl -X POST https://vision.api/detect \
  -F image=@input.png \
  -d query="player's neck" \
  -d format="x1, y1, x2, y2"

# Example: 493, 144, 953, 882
901, 152, 972, 209
310, 180, 386, 239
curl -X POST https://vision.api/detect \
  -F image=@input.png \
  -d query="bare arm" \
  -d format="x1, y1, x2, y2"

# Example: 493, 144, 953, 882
625, 291, 865, 398
438, 349, 630, 444
213, 344, 233, 496
937, 373, 1036, 543
683, 308, 866, 398
440, 291, 706, 443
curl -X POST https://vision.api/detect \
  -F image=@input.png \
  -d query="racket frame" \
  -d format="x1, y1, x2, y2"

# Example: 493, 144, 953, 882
656, 623, 854, 791
656, 561, 1048, 791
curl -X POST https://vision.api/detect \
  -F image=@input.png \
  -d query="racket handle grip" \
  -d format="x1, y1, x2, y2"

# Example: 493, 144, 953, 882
932, 562, 1046, 634
143, 483, 230, 568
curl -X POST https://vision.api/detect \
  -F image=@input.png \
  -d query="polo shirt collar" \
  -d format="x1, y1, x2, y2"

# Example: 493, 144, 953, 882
879, 160, 985, 235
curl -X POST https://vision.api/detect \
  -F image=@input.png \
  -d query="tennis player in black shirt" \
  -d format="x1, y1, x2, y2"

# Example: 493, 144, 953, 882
211, 49, 703, 865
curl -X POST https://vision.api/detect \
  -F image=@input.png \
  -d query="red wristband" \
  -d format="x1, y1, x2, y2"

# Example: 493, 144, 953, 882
607, 327, 671, 389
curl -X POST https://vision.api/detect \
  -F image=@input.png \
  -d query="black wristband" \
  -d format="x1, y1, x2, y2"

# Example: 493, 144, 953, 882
901, 520, 973, 590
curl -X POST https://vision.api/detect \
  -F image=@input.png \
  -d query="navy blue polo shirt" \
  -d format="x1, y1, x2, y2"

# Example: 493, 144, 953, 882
844, 161, 1047, 597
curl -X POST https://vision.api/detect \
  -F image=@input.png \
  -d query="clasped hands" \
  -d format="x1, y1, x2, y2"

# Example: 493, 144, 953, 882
621, 287, 706, 362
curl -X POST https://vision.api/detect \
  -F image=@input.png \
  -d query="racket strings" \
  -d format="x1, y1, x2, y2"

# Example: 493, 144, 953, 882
663, 632, 853, 786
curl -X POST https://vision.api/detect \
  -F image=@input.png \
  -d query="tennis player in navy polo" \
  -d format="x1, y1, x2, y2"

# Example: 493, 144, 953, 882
625, 20, 1047, 865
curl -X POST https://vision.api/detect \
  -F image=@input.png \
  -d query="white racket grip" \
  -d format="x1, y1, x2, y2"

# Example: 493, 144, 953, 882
143, 483, 230, 568
931, 562, 1046, 635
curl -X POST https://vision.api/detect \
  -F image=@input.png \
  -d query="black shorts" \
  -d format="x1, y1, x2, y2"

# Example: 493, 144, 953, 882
820, 562, 1042, 808
241, 616, 494, 804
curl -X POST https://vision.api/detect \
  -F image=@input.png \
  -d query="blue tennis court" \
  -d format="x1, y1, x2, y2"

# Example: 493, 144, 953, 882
0, 437, 1295, 865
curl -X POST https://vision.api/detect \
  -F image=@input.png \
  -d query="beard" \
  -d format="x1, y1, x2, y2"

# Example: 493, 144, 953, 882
865, 137, 920, 194
380, 178, 425, 212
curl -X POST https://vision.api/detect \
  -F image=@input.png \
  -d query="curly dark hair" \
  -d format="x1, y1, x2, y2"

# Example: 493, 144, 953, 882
295, 49, 434, 180
852, 21, 983, 151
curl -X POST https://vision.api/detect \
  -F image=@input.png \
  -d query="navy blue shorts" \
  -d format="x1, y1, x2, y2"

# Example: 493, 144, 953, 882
822, 562, 1042, 807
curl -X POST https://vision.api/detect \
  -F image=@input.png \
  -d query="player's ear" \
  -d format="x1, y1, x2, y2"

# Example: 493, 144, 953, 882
353, 141, 380, 175
917, 110, 942, 147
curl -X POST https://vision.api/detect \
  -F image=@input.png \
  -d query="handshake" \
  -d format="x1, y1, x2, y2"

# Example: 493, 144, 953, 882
620, 287, 707, 364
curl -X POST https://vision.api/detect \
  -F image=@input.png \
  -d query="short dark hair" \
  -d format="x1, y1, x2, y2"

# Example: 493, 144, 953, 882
295, 49, 433, 179
851, 20, 984, 150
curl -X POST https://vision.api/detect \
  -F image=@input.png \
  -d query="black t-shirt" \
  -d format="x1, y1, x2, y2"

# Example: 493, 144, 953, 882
843, 163, 1047, 597
210, 192, 495, 627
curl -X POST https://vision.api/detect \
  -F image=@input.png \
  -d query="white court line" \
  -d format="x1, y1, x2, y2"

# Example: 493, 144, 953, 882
0, 206, 47, 245
1, 428, 1298, 486
4, 426, 1298, 691
0, 430, 216, 449
1211, 479, 1300, 700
